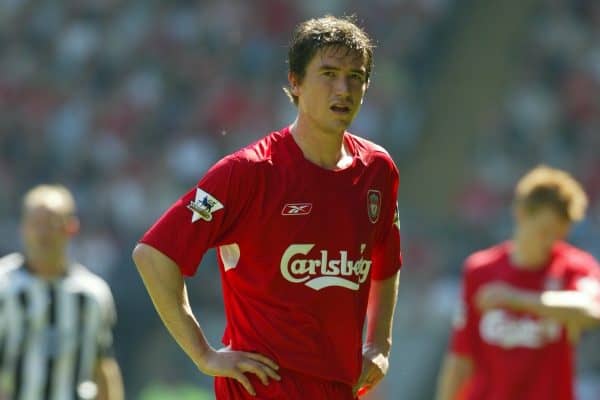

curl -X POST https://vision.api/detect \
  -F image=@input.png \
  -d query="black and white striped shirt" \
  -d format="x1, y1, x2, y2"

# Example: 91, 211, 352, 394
0, 253, 116, 400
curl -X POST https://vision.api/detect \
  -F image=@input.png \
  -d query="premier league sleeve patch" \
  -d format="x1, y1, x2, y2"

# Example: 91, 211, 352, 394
187, 188, 224, 223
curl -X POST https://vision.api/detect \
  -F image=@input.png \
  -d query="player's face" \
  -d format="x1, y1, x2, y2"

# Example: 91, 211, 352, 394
516, 205, 571, 258
291, 46, 368, 135
21, 205, 75, 261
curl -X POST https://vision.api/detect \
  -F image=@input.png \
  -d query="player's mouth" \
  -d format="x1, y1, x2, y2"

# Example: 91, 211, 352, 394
330, 104, 352, 115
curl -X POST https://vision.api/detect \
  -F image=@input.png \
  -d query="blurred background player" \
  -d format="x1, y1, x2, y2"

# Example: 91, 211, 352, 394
435, 165, 600, 400
0, 185, 124, 400
133, 15, 402, 400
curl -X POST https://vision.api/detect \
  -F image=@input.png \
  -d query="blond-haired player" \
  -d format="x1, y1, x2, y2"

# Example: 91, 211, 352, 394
436, 166, 600, 400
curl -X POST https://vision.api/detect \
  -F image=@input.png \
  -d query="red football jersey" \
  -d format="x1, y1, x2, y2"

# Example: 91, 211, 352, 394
450, 241, 600, 400
140, 127, 402, 385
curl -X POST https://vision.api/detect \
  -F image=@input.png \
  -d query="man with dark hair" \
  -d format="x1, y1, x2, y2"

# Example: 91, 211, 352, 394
435, 166, 600, 400
283, 15, 374, 106
133, 15, 402, 400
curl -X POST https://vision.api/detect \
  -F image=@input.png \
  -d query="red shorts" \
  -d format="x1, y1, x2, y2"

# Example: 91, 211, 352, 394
214, 368, 356, 400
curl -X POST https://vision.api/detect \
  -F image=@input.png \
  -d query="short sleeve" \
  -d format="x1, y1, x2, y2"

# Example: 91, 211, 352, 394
139, 156, 252, 276
371, 163, 402, 280
450, 263, 477, 357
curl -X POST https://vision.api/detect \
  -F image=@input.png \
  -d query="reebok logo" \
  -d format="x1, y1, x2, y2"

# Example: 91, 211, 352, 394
282, 203, 312, 216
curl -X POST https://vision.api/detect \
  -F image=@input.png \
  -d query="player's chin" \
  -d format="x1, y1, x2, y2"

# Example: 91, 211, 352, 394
330, 116, 354, 130
329, 107, 354, 119
335, 110, 355, 119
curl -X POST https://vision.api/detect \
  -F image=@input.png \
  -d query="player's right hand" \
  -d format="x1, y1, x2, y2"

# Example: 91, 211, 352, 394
196, 346, 281, 396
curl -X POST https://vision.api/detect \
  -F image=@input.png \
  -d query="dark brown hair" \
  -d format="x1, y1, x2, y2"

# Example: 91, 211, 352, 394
284, 15, 374, 105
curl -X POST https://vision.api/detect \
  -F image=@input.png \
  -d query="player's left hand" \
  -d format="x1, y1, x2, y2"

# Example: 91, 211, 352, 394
352, 344, 389, 398
475, 282, 517, 311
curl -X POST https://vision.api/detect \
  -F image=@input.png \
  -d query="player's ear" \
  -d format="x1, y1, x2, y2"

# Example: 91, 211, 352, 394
65, 215, 80, 236
288, 72, 300, 97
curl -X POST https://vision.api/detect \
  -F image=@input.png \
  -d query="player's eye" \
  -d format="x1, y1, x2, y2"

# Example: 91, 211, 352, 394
350, 73, 365, 82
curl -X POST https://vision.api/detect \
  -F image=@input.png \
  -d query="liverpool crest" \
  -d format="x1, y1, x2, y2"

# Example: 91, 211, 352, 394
367, 190, 381, 224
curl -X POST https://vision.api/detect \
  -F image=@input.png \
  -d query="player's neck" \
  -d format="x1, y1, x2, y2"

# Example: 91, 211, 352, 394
510, 235, 551, 270
289, 119, 352, 170
25, 252, 69, 279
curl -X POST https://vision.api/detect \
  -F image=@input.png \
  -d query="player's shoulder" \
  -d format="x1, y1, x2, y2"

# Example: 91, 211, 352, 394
347, 132, 393, 159
0, 253, 26, 293
555, 242, 600, 273
203, 130, 286, 180
228, 129, 289, 165
68, 264, 114, 303
0, 252, 24, 277
346, 133, 397, 170
463, 242, 509, 275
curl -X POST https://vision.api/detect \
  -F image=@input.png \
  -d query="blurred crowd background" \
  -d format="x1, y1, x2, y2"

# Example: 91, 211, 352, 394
1, 0, 599, 399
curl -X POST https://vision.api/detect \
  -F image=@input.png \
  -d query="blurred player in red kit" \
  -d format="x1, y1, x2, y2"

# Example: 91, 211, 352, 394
132, 15, 402, 400
436, 166, 600, 400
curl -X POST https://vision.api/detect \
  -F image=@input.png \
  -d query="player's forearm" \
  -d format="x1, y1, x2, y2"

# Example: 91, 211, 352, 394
132, 244, 213, 366
435, 353, 473, 400
365, 271, 400, 355
95, 357, 124, 400
509, 289, 600, 328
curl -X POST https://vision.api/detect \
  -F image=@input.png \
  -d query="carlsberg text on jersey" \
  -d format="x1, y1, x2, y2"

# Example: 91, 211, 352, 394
280, 243, 371, 291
